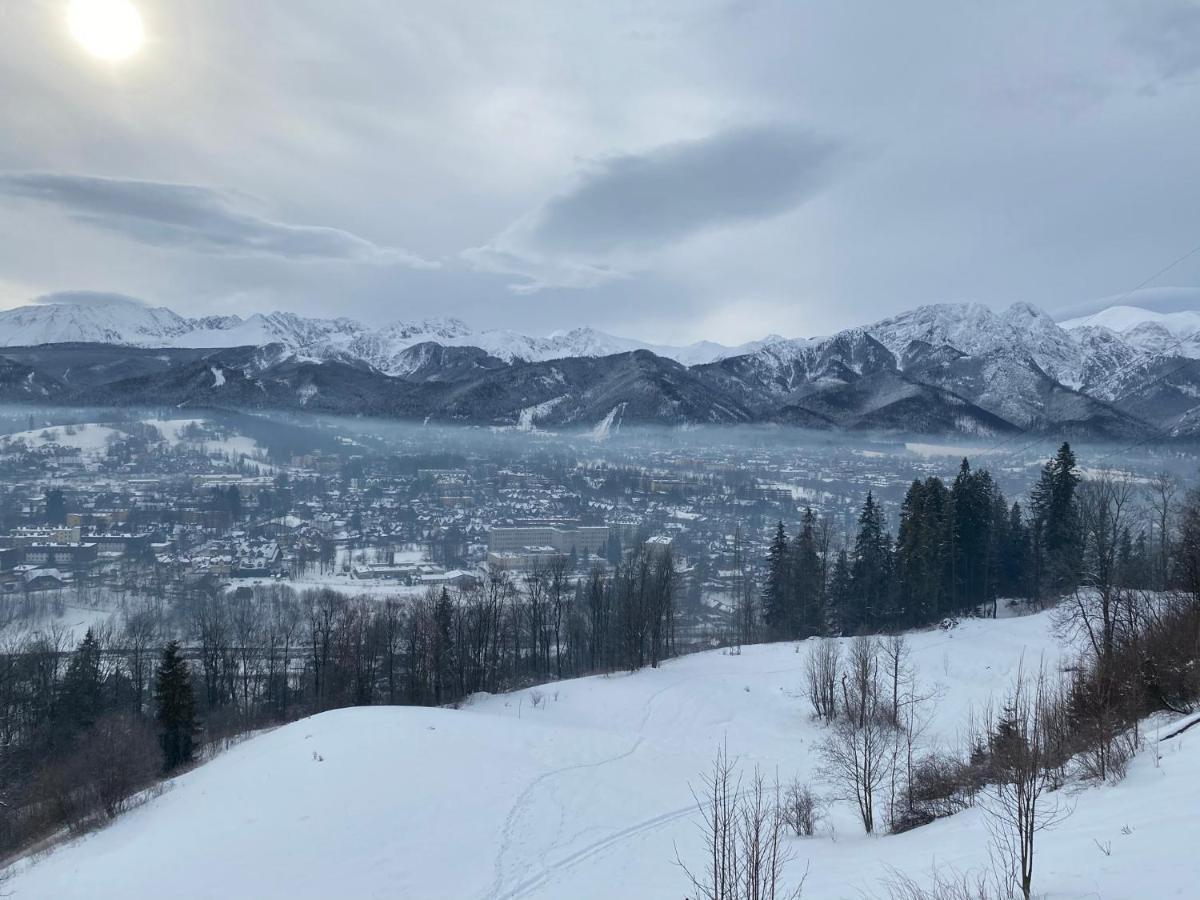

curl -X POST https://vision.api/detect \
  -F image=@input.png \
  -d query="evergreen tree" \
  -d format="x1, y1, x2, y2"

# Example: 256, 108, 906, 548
57, 628, 104, 740
45, 488, 66, 525
896, 477, 952, 626
1001, 501, 1030, 599
155, 640, 197, 772
827, 548, 853, 634
1030, 442, 1082, 598
606, 533, 623, 565
951, 459, 999, 612
790, 508, 824, 637
761, 522, 792, 636
432, 588, 455, 703
849, 492, 895, 631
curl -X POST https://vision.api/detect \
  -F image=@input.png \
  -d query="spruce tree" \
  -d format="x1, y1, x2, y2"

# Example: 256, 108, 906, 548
1002, 501, 1030, 599
45, 488, 66, 525
951, 459, 998, 613
827, 548, 853, 634
57, 628, 104, 742
850, 492, 894, 630
896, 477, 952, 626
1030, 442, 1082, 598
790, 508, 824, 637
761, 522, 791, 636
155, 640, 197, 772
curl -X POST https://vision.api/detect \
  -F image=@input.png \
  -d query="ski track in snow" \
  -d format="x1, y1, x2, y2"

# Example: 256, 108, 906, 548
486, 667, 719, 900
485, 735, 646, 900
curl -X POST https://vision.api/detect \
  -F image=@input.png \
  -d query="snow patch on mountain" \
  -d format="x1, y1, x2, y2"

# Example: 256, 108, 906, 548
1061, 305, 1200, 358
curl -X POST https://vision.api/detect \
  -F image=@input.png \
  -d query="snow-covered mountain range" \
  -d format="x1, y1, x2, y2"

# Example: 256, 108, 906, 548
0, 294, 762, 370
2, 293, 1200, 438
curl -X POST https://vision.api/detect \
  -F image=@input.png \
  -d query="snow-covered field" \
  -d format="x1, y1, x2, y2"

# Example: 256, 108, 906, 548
0, 423, 122, 458
4, 610, 1197, 899
0, 418, 264, 463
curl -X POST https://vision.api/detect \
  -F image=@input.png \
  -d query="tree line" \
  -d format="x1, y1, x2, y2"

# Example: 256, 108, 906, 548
0, 547, 678, 858
759, 443, 1172, 637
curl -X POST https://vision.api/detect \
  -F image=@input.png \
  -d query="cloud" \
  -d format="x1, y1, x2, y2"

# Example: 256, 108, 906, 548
1123, 1, 1200, 82
465, 125, 844, 292
0, 172, 437, 267
32, 290, 150, 308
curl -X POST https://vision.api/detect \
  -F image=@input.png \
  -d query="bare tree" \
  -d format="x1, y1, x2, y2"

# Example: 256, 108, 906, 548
982, 663, 1070, 900
842, 636, 880, 728
819, 712, 893, 834
121, 600, 161, 716
1058, 472, 1137, 687
1147, 470, 1178, 590
678, 745, 805, 900
881, 634, 912, 728
803, 640, 839, 723
780, 780, 825, 837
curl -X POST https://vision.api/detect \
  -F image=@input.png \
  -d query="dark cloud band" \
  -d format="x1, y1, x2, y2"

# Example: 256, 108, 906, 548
0, 172, 437, 268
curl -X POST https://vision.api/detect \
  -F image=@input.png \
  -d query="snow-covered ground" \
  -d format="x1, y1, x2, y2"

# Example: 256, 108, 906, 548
0, 423, 122, 458
141, 417, 263, 459
4, 610, 1196, 899
0, 418, 264, 464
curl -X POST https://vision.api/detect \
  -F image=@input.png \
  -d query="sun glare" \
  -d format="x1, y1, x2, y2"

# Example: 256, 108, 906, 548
67, 0, 144, 62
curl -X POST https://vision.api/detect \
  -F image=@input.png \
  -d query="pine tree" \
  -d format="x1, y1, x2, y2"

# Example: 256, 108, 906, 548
761, 522, 792, 637
850, 492, 895, 631
1001, 501, 1030, 599
155, 640, 197, 772
790, 508, 824, 637
45, 488, 66, 525
57, 628, 104, 741
896, 477, 952, 626
827, 548, 853, 635
1030, 442, 1082, 599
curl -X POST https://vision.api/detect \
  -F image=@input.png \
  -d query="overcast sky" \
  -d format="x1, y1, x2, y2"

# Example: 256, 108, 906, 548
2, 0, 1200, 343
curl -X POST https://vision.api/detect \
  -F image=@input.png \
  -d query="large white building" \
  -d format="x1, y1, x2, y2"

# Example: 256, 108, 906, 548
487, 524, 608, 555
486, 524, 609, 569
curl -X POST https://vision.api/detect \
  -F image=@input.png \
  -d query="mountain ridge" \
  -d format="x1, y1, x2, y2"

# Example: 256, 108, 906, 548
0, 295, 1195, 439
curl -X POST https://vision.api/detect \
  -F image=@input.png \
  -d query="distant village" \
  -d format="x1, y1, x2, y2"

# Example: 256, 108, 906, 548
0, 413, 1074, 623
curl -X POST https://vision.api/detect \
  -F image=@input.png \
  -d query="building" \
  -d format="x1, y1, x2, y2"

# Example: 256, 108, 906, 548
487, 524, 609, 557
486, 548, 564, 571
90, 532, 156, 560
644, 533, 674, 554
1, 525, 83, 546
22, 542, 98, 570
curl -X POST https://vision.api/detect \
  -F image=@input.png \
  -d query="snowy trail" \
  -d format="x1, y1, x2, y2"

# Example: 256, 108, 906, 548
494, 798, 698, 900
486, 667, 714, 900
485, 735, 646, 900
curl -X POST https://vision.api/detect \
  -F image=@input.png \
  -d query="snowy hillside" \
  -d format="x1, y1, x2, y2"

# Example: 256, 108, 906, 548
5, 609, 1196, 900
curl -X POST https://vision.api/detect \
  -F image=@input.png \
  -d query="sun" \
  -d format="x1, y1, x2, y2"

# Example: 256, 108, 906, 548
67, 0, 144, 62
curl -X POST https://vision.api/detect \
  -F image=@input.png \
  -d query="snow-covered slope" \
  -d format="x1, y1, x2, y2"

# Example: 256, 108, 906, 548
6, 609, 1196, 900
1061, 305, 1200, 358
867, 302, 1087, 387
0, 295, 193, 346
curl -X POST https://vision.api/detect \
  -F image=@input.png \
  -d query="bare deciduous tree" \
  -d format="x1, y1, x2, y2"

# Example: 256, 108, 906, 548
780, 780, 824, 837
678, 746, 806, 900
1146, 471, 1178, 590
982, 663, 1070, 900
819, 712, 893, 834
803, 641, 839, 723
